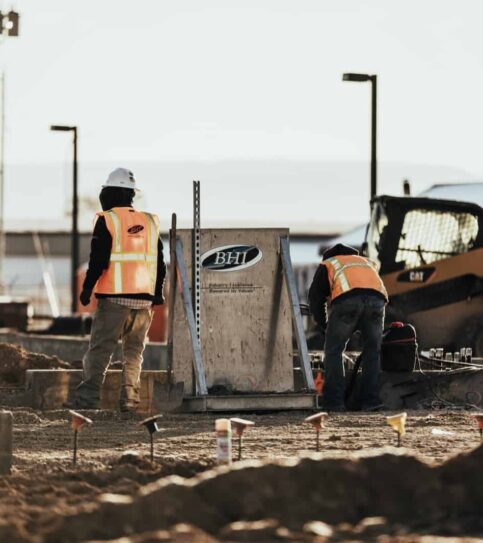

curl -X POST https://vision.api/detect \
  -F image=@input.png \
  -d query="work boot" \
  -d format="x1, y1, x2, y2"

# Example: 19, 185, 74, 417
321, 404, 346, 413
361, 403, 387, 412
119, 403, 142, 421
63, 398, 100, 410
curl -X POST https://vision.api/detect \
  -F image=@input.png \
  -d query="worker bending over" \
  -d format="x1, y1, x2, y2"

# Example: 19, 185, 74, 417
308, 243, 387, 412
75, 168, 166, 413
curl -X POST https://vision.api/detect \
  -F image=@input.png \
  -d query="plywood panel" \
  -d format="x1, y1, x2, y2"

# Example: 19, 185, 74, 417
173, 229, 294, 394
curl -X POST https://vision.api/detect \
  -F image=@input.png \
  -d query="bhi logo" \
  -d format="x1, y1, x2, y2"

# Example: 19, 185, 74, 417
201, 245, 263, 272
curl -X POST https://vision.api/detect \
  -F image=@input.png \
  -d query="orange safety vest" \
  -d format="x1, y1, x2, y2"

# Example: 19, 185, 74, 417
323, 255, 388, 302
95, 207, 159, 296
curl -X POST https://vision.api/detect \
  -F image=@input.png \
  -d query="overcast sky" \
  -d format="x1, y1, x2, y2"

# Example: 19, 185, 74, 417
2, 1, 483, 229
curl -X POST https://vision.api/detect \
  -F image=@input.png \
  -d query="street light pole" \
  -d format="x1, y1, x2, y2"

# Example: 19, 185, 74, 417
342, 72, 378, 201
72, 127, 79, 315
50, 125, 79, 314
370, 75, 377, 201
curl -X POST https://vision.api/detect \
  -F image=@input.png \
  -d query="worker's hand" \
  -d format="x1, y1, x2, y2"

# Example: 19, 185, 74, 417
152, 295, 165, 306
80, 290, 92, 307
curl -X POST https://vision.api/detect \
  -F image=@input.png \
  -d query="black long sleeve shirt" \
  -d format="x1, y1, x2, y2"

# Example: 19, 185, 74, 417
82, 213, 166, 302
308, 264, 331, 327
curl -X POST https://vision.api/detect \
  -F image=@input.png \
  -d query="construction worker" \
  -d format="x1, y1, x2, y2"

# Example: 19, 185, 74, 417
74, 168, 166, 413
308, 243, 388, 412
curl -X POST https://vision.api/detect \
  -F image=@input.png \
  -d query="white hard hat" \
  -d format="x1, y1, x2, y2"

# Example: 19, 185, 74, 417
102, 167, 140, 191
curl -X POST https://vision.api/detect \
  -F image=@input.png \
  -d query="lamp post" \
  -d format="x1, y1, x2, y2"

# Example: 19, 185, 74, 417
0, 11, 21, 293
342, 73, 378, 200
50, 125, 78, 314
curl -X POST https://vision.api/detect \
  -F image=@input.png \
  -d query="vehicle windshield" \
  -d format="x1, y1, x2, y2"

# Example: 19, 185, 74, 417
395, 208, 478, 269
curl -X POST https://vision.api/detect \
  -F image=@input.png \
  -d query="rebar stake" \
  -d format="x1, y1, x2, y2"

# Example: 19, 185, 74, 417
140, 414, 163, 462
73, 429, 78, 465
304, 412, 328, 452
474, 414, 483, 442
237, 434, 242, 461
386, 413, 407, 448
69, 411, 93, 466
230, 418, 255, 461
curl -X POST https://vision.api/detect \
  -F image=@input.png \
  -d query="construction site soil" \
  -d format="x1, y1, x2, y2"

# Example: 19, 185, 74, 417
1, 400, 482, 543
0, 345, 482, 542
0, 342, 69, 386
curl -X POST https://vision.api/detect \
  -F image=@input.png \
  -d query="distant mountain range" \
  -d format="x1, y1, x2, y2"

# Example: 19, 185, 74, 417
4, 159, 479, 233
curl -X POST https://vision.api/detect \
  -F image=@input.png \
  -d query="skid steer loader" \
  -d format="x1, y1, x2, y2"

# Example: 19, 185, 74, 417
364, 194, 483, 355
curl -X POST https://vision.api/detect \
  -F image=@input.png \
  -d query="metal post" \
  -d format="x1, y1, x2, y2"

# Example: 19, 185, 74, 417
192, 181, 201, 340
73, 429, 78, 465
370, 75, 377, 201
280, 236, 315, 391
0, 73, 5, 294
175, 237, 208, 396
71, 128, 79, 314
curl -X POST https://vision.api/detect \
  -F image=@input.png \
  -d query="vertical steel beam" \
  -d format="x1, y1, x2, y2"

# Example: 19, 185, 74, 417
192, 180, 201, 341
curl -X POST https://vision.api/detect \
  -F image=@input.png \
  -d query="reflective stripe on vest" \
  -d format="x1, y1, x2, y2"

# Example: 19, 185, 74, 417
143, 212, 158, 294
104, 210, 123, 293
95, 208, 159, 295
324, 256, 387, 301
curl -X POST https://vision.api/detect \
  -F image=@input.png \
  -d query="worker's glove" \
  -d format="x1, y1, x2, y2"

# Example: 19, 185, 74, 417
152, 295, 165, 306
79, 290, 92, 307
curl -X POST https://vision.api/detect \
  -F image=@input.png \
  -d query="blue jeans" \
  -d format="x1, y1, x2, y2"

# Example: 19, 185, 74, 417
323, 294, 385, 409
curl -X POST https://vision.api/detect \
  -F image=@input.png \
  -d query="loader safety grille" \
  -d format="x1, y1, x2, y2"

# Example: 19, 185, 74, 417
396, 209, 478, 269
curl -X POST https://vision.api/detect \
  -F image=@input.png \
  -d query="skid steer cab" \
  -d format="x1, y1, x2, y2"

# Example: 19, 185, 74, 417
364, 195, 483, 355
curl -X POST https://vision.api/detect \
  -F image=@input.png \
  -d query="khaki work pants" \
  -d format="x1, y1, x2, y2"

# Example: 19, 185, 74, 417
76, 299, 153, 409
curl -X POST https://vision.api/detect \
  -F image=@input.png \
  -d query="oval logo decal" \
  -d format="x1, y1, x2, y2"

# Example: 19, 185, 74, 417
201, 245, 263, 272
128, 225, 144, 234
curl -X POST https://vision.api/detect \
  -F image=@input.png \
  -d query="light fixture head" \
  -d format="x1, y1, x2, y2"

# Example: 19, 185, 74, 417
50, 125, 76, 131
343, 73, 371, 82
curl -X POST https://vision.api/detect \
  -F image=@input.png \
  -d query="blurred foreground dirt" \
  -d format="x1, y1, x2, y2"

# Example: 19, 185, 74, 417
0, 404, 481, 542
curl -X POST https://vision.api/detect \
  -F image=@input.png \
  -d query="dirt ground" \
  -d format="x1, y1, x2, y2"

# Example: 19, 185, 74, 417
1, 399, 482, 543
0, 342, 69, 386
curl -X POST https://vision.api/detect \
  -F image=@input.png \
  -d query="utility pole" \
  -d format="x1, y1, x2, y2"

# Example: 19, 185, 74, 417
0, 11, 20, 293
342, 72, 379, 204
0, 74, 5, 294
50, 125, 79, 314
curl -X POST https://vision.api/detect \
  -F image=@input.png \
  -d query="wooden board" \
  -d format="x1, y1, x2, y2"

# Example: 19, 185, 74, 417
173, 229, 294, 394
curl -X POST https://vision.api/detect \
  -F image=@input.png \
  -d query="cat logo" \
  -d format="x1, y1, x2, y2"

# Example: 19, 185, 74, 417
397, 267, 436, 283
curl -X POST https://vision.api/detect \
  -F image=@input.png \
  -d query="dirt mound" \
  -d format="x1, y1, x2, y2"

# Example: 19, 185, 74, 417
0, 342, 70, 385
37, 445, 483, 542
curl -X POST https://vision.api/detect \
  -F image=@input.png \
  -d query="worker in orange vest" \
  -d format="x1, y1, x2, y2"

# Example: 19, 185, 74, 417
308, 243, 387, 412
74, 168, 166, 413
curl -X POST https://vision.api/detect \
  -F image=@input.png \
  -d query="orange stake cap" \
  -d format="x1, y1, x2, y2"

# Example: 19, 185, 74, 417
474, 414, 483, 429
230, 417, 255, 436
304, 412, 328, 430
69, 410, 93, 431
